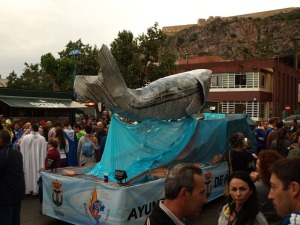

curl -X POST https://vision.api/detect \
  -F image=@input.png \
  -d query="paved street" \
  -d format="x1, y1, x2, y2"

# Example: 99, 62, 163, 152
21, 195, 226, 225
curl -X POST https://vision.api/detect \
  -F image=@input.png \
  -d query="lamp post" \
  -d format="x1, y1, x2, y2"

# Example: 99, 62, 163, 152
69, 43, 81, 99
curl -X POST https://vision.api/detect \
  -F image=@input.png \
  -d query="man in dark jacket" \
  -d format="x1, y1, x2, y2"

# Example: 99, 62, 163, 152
0, 129, 25, 225
144, 163, 207, 225
255, 120, 268, 153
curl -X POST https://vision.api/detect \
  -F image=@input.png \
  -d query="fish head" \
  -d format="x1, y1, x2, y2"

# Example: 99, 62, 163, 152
192, 69, 212, 99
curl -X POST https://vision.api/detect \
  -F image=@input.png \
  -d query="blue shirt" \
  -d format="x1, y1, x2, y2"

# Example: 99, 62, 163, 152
255, 127, 267, 150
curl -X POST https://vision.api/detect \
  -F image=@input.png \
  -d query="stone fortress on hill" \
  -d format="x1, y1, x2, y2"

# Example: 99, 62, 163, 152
162, 7, 299, 36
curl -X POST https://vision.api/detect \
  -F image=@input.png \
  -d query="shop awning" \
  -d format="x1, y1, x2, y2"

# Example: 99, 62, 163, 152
0, 96, 86, 108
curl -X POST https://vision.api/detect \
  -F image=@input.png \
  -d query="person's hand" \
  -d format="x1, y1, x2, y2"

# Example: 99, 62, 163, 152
250, 171, 259, 182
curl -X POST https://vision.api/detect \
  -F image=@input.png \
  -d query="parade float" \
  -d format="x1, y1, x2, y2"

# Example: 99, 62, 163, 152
41, 45, 256, 225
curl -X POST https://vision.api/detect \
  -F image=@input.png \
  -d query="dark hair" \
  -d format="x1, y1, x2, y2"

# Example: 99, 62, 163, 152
85, 125, 93, 134
55, 128, 66, 149
53, 121, 62, 128
270, 157, 300, 190
228, 171, 258, 225
258, 150, 282, 184
275, 128, 288, 156
31, 123, 39, 132
62, 120, 70, 127
13, 119, 22, 126
74, 124, 82, 130
268, 118, 277, 125
0, 130, 11, 144
276, 120, 283, 129
229, 133, 244, 148
48, 137, 58, 148
164, 163, 202, 200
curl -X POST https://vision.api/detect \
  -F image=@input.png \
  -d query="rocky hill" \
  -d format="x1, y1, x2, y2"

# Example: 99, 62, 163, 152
165, 8, 300, 60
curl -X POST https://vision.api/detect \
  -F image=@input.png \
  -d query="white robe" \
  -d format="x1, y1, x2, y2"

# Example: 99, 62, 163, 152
20, 131, 47, 194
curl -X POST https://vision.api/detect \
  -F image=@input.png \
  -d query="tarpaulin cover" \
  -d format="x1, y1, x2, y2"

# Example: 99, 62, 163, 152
203, 113, 226, 120
88, 114, 256, 182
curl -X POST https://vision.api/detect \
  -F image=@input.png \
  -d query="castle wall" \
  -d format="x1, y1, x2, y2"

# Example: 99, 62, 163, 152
163, 7, 299, 35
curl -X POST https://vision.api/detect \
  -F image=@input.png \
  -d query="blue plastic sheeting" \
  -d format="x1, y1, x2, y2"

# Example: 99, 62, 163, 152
203, 113, 226, 120
88, 114, 256, 182
88, 115, 198, 182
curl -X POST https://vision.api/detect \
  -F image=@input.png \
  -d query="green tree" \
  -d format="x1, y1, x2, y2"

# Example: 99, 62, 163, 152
110, 23, 177, 88
7, 39, 100, 92
40, 53, 74, 92
6, 70, 20, 88
7, 64, 51, 90
110, 30, 141, 87
59, 39, 100, 75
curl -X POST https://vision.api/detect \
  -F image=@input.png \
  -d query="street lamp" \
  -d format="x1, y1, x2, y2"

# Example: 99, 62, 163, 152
69, 44, 81, 99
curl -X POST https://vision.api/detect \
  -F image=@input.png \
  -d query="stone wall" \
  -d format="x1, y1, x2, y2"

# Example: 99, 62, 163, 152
162, 24, 196, 36
163, 7, 299, 35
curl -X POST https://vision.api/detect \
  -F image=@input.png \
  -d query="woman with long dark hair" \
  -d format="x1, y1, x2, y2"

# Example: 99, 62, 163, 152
227, 133, 255, 175
270, 128, 290, 157
250, 150, 282, 225
55, 128, 69, 167
218, 171, 267, 225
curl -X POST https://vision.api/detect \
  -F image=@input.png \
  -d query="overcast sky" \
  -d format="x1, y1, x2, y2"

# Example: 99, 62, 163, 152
1, 0, 300, 78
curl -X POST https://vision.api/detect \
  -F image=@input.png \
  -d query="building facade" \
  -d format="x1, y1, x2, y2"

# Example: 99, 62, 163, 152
178, 58, 300, 121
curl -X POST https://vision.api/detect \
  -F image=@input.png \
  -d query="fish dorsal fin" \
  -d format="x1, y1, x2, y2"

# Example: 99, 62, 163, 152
98, 45, 128, 97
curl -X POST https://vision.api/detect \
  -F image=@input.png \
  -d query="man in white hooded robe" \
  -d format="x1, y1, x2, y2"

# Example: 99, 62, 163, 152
20, 123, 47, 195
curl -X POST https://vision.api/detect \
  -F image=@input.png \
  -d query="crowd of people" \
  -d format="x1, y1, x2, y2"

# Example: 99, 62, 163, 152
145, 158, 300, 225
145, 117, 300, 225
2, 113, 300, 225
0, 113, 111, 225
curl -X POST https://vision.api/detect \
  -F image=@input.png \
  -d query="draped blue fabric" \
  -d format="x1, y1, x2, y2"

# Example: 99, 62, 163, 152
88, 114, 256, 183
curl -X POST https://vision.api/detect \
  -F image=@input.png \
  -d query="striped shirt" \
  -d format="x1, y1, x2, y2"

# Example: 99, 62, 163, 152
281, 212, 300, 225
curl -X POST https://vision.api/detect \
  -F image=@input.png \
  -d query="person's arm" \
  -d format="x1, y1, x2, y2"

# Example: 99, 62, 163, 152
266, 132, 273, 149
270, 140, 276, 150
77, 138, 83, 163
64, 138, 69, 154
44, 153, 50, 170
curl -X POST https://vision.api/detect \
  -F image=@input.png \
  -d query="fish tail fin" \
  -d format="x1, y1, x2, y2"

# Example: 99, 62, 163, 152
98, 45, 128, 97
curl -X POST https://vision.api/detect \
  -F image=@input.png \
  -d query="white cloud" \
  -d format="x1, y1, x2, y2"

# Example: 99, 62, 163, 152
0, 0, 299, 77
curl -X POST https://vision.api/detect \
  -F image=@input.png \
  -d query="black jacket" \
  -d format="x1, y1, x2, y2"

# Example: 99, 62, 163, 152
0, 144, 25, 205
144, 203, 177, 225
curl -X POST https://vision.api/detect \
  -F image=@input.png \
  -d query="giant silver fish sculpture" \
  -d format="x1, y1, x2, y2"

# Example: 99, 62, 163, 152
74, 45, 212, 121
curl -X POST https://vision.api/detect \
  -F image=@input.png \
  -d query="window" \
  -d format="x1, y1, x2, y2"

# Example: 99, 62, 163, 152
221, 101, 266, 119
221, 101, 235, 114
235, 74, 246, 87
211, 72, 263, 89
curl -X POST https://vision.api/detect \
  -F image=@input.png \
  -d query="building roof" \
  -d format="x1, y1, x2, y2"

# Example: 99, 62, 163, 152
0, 78, 8, 87
178, 56, 225, 65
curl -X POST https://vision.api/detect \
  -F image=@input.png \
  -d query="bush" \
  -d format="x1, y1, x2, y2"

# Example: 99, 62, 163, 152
189, 33, 198, 42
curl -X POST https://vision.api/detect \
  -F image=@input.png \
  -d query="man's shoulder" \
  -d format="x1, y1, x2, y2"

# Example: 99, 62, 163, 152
146, 203, 176, 225
281, 212, 300, 225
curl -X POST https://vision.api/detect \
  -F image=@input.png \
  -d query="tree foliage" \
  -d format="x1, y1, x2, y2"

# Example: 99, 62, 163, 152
7, 39, 100, 92
59, 39, 100, 75
110, 23, 177, 88
7, 64, 51, 90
